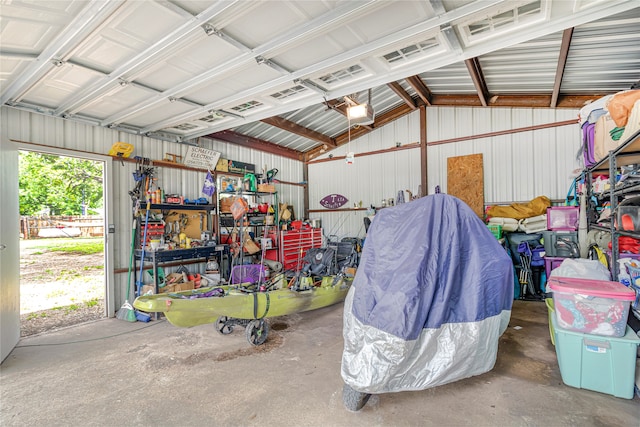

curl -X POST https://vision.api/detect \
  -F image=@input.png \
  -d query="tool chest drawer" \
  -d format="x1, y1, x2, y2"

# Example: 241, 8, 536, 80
264, 229, 323, 271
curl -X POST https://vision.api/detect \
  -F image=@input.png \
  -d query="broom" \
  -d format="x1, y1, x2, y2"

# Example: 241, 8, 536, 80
117, 218, 138, 322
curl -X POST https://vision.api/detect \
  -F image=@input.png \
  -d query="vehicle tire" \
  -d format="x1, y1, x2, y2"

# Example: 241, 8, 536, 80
245, 319, 269, 346
342, 383, 371, 412
215, 316, 233, 335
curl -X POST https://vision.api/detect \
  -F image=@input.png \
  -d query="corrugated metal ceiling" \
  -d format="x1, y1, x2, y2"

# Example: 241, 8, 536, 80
1, 0, 638, 159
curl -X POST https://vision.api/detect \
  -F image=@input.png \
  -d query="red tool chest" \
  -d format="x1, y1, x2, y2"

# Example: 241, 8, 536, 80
264, 228, 323, 271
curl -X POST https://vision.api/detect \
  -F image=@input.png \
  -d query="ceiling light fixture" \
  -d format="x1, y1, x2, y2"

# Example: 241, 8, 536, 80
345, 89, 375, 125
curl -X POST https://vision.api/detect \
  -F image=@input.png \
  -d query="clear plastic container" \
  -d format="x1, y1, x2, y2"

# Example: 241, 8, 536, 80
548, 277, 635, 337
547, 206, 579, 231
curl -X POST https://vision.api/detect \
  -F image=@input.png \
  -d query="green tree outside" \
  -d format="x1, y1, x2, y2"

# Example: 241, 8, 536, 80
19, 152, 104, 216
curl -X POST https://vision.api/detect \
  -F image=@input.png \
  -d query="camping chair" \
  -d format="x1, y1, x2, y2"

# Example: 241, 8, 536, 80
230, 264, 268, 285
517, 242, 540, 299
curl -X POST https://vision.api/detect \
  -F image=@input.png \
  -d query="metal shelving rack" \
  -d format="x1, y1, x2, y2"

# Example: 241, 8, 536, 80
586, 129, 640, 281
216, 175, 279, 269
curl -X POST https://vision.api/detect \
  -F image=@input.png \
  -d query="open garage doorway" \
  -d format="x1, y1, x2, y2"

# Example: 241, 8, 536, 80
18, 150, 108, 337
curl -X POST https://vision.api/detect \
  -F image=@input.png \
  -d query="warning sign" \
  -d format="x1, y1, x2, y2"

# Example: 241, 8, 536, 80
183, 146, 221, 170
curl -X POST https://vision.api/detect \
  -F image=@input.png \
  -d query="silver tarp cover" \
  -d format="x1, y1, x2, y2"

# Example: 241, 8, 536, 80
341, 194, 513, 393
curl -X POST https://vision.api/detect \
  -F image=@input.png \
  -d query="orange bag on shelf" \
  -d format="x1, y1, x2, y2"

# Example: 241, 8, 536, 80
230, 197, 249, 220
606, 89, 640, 127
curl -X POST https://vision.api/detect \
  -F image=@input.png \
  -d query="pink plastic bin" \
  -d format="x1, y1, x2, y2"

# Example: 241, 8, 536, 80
547, 206, 579, 231
547, 277, 635, 337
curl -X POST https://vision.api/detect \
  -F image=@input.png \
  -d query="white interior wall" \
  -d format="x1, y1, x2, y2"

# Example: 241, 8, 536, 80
427, 107, 581, 203
308, 113, 422, 242
1, 107, 303, 310
1, 104, 579, 307
309, 107, 581, 239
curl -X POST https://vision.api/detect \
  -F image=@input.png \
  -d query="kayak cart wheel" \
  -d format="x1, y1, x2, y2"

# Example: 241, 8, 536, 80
245, 319, 269, 346
215, 316, 234, 335
342, 383, 371, 412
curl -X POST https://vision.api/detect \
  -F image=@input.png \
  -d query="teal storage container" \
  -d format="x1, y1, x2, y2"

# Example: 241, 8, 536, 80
552, 315, 640, 399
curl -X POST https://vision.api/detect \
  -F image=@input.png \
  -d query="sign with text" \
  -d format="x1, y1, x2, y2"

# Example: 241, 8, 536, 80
183, 146, 221, 170
319, 194, 348, 209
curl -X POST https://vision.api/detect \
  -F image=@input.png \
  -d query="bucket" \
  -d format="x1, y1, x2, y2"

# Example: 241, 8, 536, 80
545, 298, 556, 346
310, 218, 322, 228
135, 310, 151, 323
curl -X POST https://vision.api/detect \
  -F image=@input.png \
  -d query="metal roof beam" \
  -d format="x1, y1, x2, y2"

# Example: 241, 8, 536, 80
55, 1, 238, 116
104, 1, 378, 126
261, 116, 337, 147
550, 27, 574, 108
119, 0, 504, 132
465, 57, 489, 107
405, 76, 432, 106
207, 130, 302, 161
387, 82, 417, 109
429, 93, 605, 108
0, 51, 38, 61
0, 0, 126, 105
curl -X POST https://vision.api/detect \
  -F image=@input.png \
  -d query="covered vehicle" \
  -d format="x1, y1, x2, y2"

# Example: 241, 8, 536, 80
341, 193, 513, 410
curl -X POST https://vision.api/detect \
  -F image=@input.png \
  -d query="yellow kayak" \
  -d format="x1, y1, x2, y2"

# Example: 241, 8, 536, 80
132, 275, 352, 329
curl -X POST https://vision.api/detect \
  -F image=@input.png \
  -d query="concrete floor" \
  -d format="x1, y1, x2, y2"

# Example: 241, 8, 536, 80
1, 300, 638, 426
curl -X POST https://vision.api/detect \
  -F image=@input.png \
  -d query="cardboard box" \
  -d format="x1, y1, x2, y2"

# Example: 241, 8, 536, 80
260, 237, 273, 249
162, 281, 195, 293
215, 158, 229, 172
257, 183, 276, 193
141, 285, 155, 295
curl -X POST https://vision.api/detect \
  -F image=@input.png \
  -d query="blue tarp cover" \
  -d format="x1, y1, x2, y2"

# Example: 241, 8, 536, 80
342, 194, 513, 393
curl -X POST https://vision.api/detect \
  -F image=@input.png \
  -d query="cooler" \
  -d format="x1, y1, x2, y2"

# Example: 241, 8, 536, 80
541, 230, 579, 258
547, 277, 635, 337
552, 314, 640, 399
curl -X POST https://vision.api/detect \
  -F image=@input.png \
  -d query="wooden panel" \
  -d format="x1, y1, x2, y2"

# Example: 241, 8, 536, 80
447, 154, 484, 217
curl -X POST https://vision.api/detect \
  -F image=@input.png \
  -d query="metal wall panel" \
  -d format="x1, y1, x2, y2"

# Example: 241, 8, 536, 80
310, 106, 581, 239
309, 113, 422, 241
426, 106, 580, 202
1, 106, 303, 309
2, 104, 580, 306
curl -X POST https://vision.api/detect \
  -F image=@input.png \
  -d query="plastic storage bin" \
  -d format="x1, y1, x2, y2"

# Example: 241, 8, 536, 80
552, 314, 640, 399
487, 223, 502, 239
541, 230, 579, 258
548, 277, 635, 337
544, 256, 565, 278
547, 206, 579, 231
616, 197, 640, 231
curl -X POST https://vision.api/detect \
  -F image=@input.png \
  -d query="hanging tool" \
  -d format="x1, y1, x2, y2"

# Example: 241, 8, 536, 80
266, 168, 278, 182
136, 179, 152, 296
243, 173, 257, 192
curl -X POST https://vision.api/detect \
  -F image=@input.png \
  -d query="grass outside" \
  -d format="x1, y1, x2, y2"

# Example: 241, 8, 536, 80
20, 237, 105, 314
22, 237, 104, 255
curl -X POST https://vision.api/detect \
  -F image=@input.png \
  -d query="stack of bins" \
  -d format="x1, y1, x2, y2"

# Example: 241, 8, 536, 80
547, 277, 639, 398
542, 207, 580, 279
